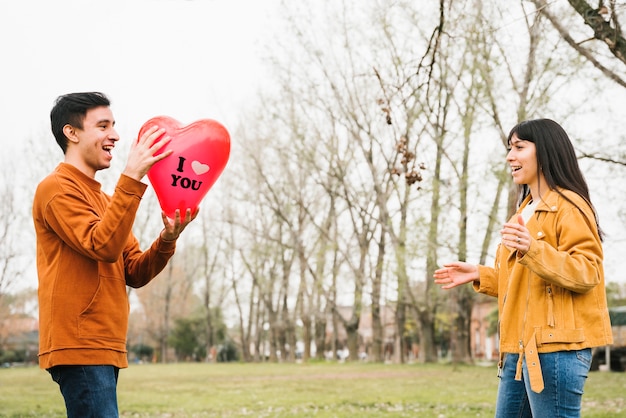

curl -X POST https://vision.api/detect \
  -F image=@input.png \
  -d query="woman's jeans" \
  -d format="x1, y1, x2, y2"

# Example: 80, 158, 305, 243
48, 365, 120, 418
495, 349, 592, 418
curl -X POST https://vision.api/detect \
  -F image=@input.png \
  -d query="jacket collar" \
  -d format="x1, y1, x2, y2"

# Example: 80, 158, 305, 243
524, 188, 559, 213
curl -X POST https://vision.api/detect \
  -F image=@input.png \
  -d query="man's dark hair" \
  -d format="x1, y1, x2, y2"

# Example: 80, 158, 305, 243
50, 92, 111, 153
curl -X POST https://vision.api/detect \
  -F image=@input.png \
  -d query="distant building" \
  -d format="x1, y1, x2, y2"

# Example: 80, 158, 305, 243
609, 306, 626, 346
469, 299, 498, 362
1, 315, 39, 364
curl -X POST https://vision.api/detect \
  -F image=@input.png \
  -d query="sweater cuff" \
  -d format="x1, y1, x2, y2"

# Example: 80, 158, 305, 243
156, 236, 177, 253
116, 174, 148, 197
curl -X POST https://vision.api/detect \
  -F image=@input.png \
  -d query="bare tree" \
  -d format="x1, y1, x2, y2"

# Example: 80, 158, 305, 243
0, 181, 23, 302
530, 0, 626, 166
194, 215, 229, 361
133, 254, 196, 362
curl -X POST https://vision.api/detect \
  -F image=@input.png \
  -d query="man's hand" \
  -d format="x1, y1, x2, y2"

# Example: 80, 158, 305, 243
123, 126, 172, 181
160, 208, 199, 241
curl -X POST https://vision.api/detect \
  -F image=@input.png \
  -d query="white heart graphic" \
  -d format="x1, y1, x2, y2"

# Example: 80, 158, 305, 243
191, 160, 210, 175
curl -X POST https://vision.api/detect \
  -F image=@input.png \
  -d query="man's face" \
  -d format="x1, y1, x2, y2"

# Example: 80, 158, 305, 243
71, 106, 119, 176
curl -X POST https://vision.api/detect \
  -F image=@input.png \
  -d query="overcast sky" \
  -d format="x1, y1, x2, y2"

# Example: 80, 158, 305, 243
2, 0, 625, 287
0, 0, 280, 153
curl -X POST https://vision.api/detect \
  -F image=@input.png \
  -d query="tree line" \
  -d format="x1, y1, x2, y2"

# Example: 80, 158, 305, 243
2, 0, 626, 365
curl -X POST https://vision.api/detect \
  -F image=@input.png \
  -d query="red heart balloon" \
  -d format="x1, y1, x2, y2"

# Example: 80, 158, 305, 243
138, 116, 230, 219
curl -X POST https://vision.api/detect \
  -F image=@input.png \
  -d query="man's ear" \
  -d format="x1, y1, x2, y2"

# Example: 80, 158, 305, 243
63, 124, 79, 145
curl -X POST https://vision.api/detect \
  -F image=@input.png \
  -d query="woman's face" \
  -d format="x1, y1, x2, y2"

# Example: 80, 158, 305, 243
506, 133, 540, 187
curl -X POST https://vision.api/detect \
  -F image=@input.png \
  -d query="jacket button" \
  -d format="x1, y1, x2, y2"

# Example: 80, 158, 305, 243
537, 232, 543, 237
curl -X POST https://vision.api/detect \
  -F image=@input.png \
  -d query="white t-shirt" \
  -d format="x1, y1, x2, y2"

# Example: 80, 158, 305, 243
521, 199, 539, 224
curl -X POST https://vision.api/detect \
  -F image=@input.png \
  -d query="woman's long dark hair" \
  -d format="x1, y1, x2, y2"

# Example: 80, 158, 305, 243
508, 118, 604, 241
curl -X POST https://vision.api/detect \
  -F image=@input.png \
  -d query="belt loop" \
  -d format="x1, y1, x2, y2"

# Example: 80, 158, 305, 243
534, 326, 542, 347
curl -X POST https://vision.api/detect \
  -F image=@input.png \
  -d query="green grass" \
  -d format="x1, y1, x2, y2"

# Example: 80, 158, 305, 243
0, 362, 624, 417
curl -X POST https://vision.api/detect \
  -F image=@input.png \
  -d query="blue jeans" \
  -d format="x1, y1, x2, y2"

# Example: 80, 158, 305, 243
48, 365, 120, 418
495, 349, 592, 418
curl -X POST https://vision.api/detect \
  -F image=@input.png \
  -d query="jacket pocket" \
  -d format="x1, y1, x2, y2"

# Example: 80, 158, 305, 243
77, 275, 128, 343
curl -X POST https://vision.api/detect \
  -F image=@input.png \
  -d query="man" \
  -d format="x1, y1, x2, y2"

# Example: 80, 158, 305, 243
32, 92, 197, 417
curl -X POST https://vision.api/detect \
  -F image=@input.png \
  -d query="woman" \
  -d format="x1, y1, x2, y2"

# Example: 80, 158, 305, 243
433, 119, 613, 417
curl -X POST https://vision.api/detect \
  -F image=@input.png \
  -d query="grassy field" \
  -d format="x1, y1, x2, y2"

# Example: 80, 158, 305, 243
0, 362, 624, 417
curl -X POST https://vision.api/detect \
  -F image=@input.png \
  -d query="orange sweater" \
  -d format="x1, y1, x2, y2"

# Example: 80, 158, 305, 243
33, 163, 176, 369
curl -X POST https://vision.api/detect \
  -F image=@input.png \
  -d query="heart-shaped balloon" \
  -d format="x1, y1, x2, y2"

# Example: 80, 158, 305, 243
138, 116, 230, 219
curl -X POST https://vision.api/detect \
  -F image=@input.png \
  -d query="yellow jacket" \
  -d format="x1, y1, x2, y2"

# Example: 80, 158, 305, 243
475, 188, 612, 392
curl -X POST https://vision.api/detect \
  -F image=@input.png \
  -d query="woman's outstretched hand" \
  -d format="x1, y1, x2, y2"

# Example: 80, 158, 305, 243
433, 261, 479, 290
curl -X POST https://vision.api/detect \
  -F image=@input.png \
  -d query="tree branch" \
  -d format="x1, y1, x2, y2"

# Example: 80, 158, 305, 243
567, 0, 626, 63
532, 0, 626, 88
579, 152, 626, 166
